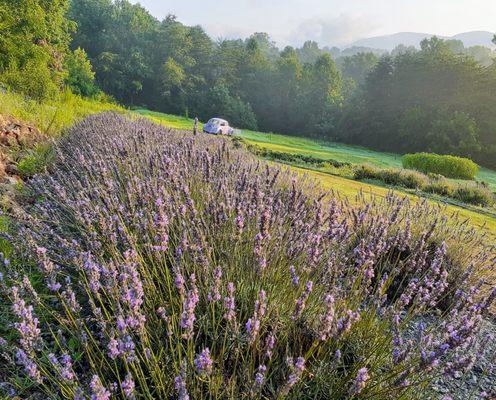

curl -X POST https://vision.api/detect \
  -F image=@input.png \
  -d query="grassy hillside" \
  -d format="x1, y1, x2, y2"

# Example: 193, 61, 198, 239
239, 130, 496, 190
291, 166, 496, 236
0, 90, 124, 137
133, 109, 496, 238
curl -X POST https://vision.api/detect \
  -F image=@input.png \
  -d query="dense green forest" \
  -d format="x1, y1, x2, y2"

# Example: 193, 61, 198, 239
1, 0, 496, 167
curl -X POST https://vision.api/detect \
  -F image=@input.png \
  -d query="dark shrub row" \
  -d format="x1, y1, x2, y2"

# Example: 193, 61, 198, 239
244, 142, 350, 168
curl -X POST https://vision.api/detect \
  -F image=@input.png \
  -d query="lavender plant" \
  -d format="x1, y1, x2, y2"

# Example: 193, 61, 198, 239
0, 113, 494, 399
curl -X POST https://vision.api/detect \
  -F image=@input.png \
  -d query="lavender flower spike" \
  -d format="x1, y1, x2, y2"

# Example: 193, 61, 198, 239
121, 373, 136, 399
349, 367, 370, 396
180, 274, 199, 339
175, 362, 190, 400
194, 348, 213, 376
246, 289, 268, 343
223, 282, 237, 323
90, 375, 111, 400
292, 281, 313, 320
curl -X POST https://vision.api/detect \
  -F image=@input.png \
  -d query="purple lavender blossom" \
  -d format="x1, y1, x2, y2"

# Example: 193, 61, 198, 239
174, 363, 190, 400
16, 349, 42, 383
90, 375, 111, 400
36, 247, 55, 274
289, 265, 299, 287
223, 282, 236, 323
318, 294, 335, 340
254, 365, 267, 389
180, 274, 199, 339
349, 367, 370, 395
47, 280, 62, 291
83, 253, 102, 294
279, 356, 305, 395
235, 209, 245, 238
246, 290, 267, 343
107, 334, 136, 362
48, 353, 75, 382
11, 286, 41, 352
175, 270, 186, 296
61, 285, 82, 313
265, 333, 276, 359
337, 310, 361, 337
119, 250, 145, 331
156, 306, 167, 319
207, 267, 222, 302
121, 373, 136, 399
292, 281, 313, 320
194, 348, 213, 376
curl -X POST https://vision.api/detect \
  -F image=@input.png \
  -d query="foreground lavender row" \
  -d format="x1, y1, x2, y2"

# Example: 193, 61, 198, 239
1, 113, 495, 399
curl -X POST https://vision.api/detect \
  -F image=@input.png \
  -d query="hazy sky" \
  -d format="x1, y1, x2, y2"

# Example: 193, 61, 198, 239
131, 0, 496, 47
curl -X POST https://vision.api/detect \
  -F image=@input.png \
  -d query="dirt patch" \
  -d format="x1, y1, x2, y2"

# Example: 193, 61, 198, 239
0, 114, 44, 180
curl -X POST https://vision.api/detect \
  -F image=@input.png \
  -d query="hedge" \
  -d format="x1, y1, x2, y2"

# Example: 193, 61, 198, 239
402, 153, 479, 180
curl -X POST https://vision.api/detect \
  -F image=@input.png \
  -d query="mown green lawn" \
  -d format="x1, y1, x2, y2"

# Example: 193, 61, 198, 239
133, 109, 200, 131
239, 130, 403, 168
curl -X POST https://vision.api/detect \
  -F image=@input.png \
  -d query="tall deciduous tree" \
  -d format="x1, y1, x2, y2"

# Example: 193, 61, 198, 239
0, 0, 72, 99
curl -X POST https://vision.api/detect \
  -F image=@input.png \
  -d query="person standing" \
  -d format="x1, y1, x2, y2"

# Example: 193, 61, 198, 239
193, 116, 199, 135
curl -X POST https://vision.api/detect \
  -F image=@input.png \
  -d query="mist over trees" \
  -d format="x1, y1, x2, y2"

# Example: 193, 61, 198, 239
339, 37, 496, 167
1, 0, 496, 167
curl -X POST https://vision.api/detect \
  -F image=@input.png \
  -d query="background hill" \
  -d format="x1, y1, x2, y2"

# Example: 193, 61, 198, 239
348, 30, 495, 50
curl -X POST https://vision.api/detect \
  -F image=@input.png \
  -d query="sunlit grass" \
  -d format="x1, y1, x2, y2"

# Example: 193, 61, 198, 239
133, 109, 200, 131
289, 165, 496, 239
0, 90, 124, 137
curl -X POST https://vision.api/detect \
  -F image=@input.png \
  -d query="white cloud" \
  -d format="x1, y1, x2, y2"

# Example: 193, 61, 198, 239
201, 23, 254, 42
283, 14, 377, 47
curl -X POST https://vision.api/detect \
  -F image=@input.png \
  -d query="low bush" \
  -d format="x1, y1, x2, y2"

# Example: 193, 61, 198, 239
354, 164, 495, 207
353, 164, 381, 180
16, 143, 55, 179
1, 114, 494, 399
402, 152, 479, 180
380, 168, 428, 189
424, 179, 455, 197
453, 186, 495, 207
354, 165, 428, 189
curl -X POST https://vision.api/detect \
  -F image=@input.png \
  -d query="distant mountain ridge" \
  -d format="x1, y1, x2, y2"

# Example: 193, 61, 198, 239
347, 31, 495, 51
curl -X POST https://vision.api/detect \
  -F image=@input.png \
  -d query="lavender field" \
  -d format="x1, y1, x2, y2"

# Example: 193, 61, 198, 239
1, 113, 495, 399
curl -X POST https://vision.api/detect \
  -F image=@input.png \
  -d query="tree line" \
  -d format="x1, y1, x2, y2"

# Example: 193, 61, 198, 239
339, 38, 496, 168
1, 0, 496, 167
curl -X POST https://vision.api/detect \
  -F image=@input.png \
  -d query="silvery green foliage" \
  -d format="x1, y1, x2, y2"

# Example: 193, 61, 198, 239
1, 113, 494, 399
